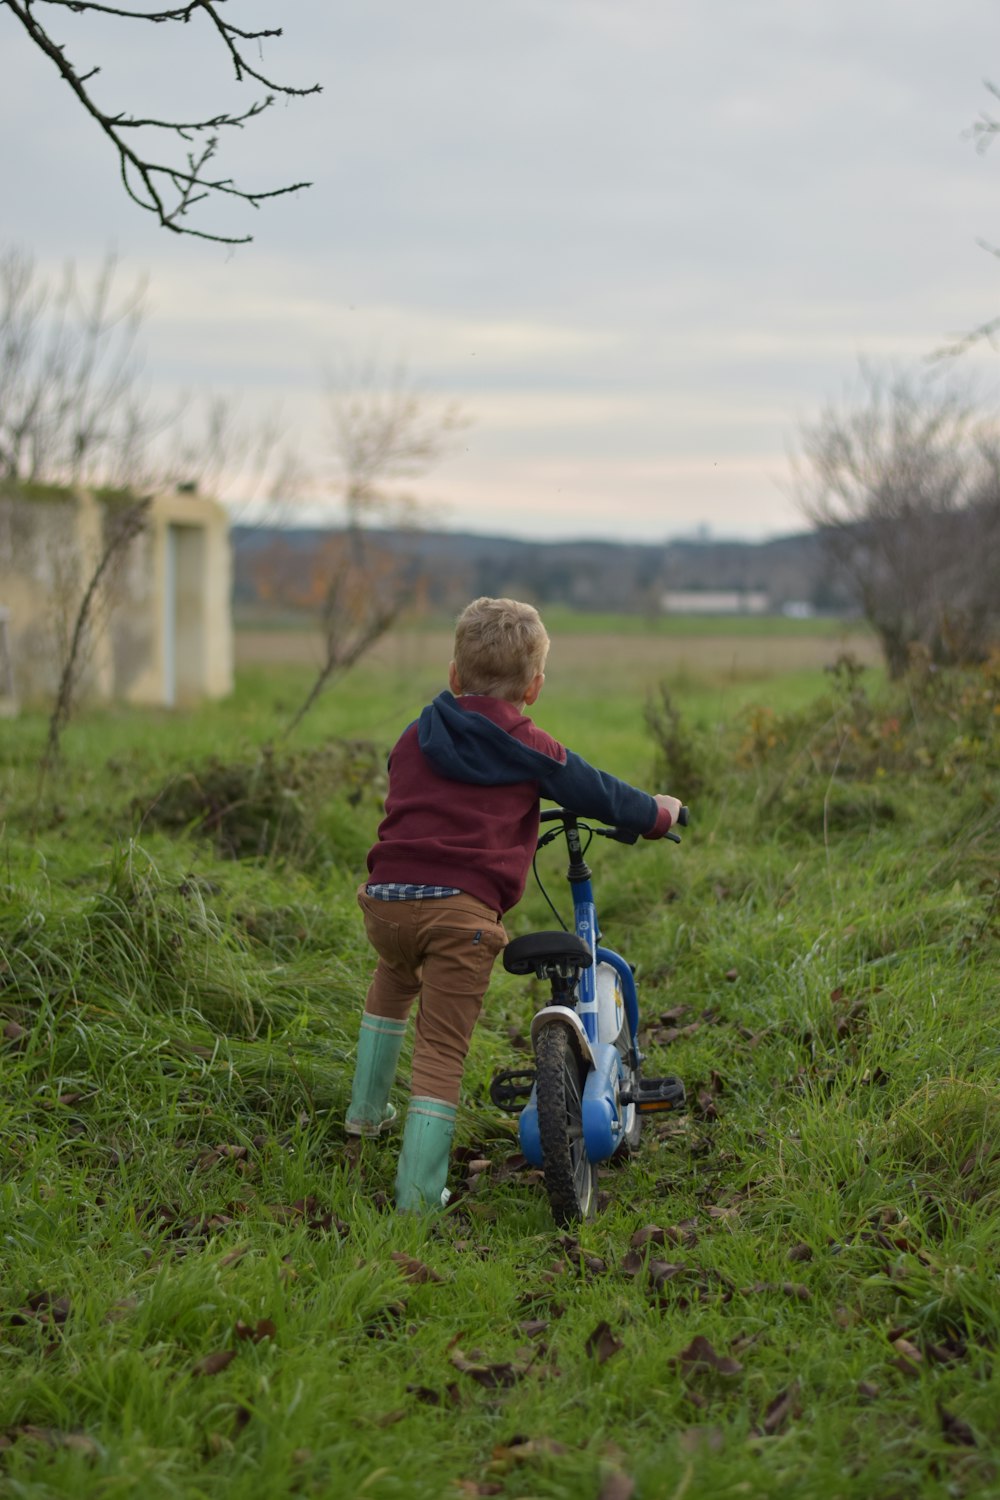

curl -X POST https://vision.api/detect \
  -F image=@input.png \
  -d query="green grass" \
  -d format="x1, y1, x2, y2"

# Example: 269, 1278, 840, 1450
0, 633, 997, 1498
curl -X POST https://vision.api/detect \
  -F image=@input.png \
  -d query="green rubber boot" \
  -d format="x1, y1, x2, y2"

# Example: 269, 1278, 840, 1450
345, 1014, 407, 1137
395, 1096, 457, 1211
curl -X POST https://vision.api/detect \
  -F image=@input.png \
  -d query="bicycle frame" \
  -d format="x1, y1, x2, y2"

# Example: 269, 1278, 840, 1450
517, 813, 640, 1167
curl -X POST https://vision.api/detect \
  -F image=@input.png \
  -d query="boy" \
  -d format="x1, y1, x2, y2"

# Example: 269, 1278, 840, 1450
345, 597, 682, 1210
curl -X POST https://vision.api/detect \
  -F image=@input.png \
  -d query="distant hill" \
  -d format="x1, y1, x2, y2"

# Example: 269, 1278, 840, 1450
232, 524, 855, 617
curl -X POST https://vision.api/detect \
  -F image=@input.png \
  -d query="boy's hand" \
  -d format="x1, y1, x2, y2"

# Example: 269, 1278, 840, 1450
644, 793, 683, 839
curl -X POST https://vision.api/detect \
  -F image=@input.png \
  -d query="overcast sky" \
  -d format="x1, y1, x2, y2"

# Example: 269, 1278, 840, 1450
3, 0, 1000, 541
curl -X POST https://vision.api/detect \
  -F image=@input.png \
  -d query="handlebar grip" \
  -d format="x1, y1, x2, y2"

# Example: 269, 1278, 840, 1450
677, 805, 689, 827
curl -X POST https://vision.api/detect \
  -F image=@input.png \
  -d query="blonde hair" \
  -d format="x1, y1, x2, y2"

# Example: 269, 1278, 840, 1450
453, 597, 550, 701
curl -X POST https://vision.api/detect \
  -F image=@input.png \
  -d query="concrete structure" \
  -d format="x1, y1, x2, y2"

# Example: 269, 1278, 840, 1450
0, 484, 233, 709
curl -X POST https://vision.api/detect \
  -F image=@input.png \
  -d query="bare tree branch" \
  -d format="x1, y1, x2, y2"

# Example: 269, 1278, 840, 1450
932, 78, 1000, 358
41, 493, 151, 770
276, 365, 470, 733
0, 248, 162, 488
2, 0, 320, 243
326, 361, 470, 539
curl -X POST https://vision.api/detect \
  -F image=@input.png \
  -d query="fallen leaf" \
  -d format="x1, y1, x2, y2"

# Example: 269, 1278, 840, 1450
450, 1346, 531, 1389
192, 1349, 236, 1377
491, 1435, 569, 1465
761, 1382, 800, 1435
658, 1022, 703, 1044
219, 1245, 252, 1268
630, 1225, 668, 1249
891, 1336, 923, 1369
666, 1220, 700, 1248
518, 1318, 549, 1338
659, 1004, 691, 1023
926, 1338, 964, 1364
12, 1291, 72, 1326
938, 1403, 977, 1448
234, 1318, 275, 1343
406, 1383, 461, 1407
647, 1260, 686, 1291
585, 1322, 623, 1364
781, 1281, 812, 1302
673, 1335, 742, 1379
390, 1252, 446, 1285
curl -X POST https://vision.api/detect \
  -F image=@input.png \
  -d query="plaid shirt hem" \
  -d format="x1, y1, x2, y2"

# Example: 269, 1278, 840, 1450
365, 882, 463, 901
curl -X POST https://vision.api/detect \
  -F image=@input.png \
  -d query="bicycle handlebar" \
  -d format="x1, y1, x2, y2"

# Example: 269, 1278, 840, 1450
539, 805, 690, 845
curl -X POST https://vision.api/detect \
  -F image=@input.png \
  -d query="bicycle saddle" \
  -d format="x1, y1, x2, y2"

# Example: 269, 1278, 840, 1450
503, 931, 593, 976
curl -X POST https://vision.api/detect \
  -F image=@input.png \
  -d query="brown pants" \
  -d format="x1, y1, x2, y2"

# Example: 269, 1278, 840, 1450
357, 887, 508, 1104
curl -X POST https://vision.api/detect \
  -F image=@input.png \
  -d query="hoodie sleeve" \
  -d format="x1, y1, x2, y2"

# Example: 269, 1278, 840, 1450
536, 748, 671, 836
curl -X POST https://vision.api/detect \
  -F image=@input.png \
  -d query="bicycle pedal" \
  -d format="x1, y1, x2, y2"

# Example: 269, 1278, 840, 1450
621, 1075, 686, 1113
489, 1068, 536, 1113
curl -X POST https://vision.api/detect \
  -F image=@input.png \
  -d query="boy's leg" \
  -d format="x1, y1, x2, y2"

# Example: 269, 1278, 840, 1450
408, 897, 507, 1103
346, 890, 422, 1136
396, 896, 506, 1211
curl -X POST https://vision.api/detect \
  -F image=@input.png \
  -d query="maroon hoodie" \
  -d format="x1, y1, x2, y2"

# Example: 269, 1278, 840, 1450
366, 692, 671, 914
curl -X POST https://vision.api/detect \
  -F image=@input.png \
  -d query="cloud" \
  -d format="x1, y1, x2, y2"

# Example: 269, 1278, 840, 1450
2, 0, 999, 540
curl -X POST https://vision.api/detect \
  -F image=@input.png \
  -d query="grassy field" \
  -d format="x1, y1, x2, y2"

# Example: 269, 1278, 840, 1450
1, 621, 998, 1498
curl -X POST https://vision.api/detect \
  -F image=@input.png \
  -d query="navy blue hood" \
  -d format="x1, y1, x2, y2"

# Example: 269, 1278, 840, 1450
417, 692, 560, 786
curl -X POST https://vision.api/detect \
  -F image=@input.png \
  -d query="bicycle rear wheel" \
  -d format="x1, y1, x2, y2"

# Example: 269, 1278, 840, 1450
534, 1021, 598, 1225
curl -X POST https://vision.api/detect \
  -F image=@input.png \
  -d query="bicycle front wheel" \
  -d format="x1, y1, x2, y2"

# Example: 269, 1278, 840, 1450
534, 1021, 598, 1225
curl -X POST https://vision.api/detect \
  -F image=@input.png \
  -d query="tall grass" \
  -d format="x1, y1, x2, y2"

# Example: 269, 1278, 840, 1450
0, 638, 997, 1498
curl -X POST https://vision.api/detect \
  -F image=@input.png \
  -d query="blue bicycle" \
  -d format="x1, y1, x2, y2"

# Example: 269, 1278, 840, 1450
490, 805, 688, 1225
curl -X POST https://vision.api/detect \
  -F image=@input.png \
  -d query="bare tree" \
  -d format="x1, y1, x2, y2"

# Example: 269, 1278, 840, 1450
280, 365, 469, 733
0, 247, 160, 489
795, 365, 1000, 676
2, 0, 319, 244
41, 492, 151, 768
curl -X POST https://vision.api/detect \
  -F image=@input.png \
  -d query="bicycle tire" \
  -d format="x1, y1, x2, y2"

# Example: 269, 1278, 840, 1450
534, 1021, 598, 1225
